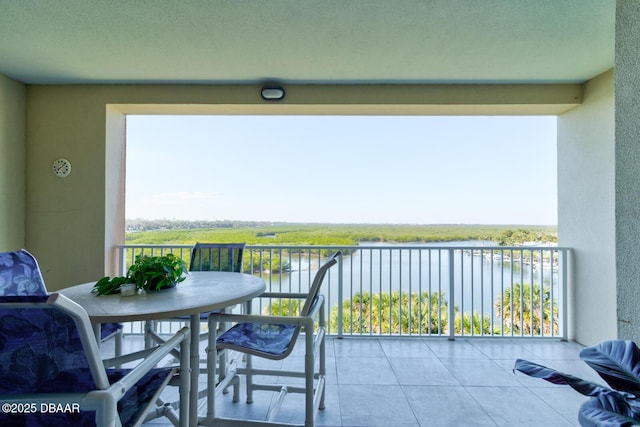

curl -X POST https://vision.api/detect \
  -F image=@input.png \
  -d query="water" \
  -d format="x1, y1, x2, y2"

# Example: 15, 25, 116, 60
254, 241, 561, 319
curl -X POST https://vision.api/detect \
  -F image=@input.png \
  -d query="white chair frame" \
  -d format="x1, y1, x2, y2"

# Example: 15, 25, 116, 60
0, 293, 191, 427
206, 292, 327, 427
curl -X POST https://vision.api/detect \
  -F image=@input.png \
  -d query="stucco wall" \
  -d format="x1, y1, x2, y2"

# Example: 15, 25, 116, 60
615, 0, 640, 343
0, 74, 26, 252
558, 70, 615, 346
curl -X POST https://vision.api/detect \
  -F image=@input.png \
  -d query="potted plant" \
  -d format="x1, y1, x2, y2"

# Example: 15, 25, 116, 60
128, 254, 187, 291
93, 253, 187, 295
514, 340, 640, 426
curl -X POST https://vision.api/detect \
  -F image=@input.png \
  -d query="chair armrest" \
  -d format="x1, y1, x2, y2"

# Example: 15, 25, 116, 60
261, 292, 308, 299
212, 312, 312, 327
102, 347, 160, 368
107, 326, 190, 399
210, 295, 325, 330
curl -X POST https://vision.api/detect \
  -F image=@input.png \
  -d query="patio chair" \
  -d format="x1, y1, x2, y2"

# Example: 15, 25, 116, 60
186, 242, 247, 341
189, 242, 246, 273
0, 249, 124, 356
206, 251, 341, 427
0, 292, 191, 427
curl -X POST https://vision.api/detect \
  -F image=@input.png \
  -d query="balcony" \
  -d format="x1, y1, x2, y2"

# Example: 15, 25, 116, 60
110, 244, 583, 426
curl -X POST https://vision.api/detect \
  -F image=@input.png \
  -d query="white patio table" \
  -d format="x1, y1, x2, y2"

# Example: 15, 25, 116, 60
60, 271, 266, 427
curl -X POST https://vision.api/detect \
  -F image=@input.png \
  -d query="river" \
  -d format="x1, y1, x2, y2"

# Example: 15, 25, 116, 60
254, 241, 562, 318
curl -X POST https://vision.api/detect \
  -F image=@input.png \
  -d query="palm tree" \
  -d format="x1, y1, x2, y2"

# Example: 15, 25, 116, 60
328, 291, 449, 335
495, 282, 558, 335
453, 310, 497, 336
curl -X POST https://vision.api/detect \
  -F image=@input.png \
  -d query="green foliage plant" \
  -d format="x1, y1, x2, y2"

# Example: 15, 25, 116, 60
93, 275, 133, 296
515, 340, 640, 426
93, 254, 187, 295
128, 254, 187, 291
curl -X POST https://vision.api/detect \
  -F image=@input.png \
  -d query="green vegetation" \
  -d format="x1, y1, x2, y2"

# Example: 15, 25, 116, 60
329, 291, 448, 335
496, 283, 559, 336
267, 285, 558, 337
126, 221, 557, 246
247, 252, 292, 273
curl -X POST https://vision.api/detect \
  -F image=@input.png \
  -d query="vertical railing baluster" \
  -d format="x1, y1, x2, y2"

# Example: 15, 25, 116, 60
388, 248, 392, 335
549, 248, 555, 338
448, 248, 455, 340
500, 250, 505, 336
479, 249, 484, 337
399, 249, 403, 336
538, 249, 544, 337
489, 249, 503, 335
468, 249, 475, 336
372, 249, 376, 335
418, 249, 423, 336
118, 246, 126, 276
529, 249, 534, 337
337, 251, 343, 338
438, 249, 442, 336
519, 249, 524, 337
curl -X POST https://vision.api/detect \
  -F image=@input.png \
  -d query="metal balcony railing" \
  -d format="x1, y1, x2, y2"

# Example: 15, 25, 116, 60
117, 243, 570, 339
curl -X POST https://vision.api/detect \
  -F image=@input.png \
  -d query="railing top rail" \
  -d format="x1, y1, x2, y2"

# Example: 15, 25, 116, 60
118, 243, 570, 251
118, 244, 193, 249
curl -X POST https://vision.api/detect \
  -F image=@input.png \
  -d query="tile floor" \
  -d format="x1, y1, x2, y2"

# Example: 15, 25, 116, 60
110, 336, 597, 427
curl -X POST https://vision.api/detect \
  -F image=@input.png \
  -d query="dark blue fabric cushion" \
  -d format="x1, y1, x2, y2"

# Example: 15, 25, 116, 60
0, 305, 95, 394
0, 368, 173, 427
0, 304, 97, 426
0, 250, 47, 296
0, 250, 122, 345
0, 301, 174, 427
100, 322, 123, 340
217, 322, 297, 357
107, 367, 174, 427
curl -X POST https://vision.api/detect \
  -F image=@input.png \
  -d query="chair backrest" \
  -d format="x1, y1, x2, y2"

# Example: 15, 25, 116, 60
301, 251, 341, 316
216, 251, 341, 360
0, 249, 48, 296
0, 250, 121, 344
0, 293, 109, 396
189, 242, 246, 272
274, 251, 341, 358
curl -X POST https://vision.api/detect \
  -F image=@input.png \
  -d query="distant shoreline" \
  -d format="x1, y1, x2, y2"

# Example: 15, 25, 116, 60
126, 218, 556, 229
125, 220, 557, 247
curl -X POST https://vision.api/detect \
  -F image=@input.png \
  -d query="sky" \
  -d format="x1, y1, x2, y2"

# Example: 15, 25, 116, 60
126, 115, 557, 225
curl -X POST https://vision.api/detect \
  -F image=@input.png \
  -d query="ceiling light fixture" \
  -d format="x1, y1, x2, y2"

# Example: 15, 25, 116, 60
261, 86, 285, 101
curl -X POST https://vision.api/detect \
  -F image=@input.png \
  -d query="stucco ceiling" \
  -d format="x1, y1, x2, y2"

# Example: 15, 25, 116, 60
0, 0, 615, 85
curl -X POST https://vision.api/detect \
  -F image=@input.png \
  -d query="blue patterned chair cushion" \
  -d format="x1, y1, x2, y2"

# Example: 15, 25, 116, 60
0, 303, 94, 394
217, 322, 298, 357
107, 368, 173, 427
100, 321, 123, 340
0, 250, 122, 345
0, 368, 172, 427
0, 250, 47, 296
0, 298, 174, 427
